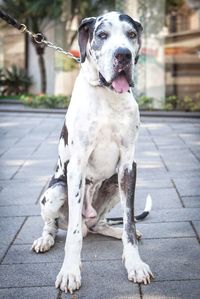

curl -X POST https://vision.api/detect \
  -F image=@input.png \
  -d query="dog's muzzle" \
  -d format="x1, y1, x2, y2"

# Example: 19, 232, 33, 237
99, 47, 134, 94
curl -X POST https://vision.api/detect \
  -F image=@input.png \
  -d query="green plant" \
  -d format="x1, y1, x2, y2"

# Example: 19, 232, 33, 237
1, 65, 32, 95
179, 95, 193, 111
193, 93, 200, 111
178, 94, 200, 112
164, 95, 178, 110
138, 95, 154, 110
0, 95, 22, 99
20, 94, 70, 109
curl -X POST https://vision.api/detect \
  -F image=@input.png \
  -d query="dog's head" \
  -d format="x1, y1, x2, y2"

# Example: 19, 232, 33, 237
78, 11, 143, 93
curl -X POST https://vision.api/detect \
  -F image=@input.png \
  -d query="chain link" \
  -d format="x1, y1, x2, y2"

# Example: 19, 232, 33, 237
42, 39, 80, 61
20, 24, 80, 62
0, 10, 80, 63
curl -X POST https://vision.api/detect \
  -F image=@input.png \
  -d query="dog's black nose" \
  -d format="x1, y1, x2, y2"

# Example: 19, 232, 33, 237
114, 47, 132, 65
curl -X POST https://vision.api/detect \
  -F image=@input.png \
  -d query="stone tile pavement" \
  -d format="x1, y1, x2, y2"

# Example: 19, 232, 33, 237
0, 112, 200, 299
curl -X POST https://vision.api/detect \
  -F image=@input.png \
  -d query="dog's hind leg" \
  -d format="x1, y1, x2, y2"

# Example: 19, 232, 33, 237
87, 174, 122, 239
32, 182, 67, 253
87, 174, 142, 240
90, 221, 142, 240
90, 220, 123, 239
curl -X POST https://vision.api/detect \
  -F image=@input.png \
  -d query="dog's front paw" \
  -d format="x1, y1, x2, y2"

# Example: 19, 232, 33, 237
127, 261, 154, 284
123, 248, 154, 285
31, 235, 54, 253
55, 263, 81, 293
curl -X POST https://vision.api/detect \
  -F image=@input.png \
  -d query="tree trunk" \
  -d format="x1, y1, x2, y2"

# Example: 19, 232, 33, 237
32, 37, 47, 94
25, 33, 29, 72
38, 53, 46, 94
24, 33, 29, 93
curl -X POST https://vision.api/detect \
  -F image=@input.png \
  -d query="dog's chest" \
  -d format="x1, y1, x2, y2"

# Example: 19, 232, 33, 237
86, 107, 136, 182
87, 124, 120, 181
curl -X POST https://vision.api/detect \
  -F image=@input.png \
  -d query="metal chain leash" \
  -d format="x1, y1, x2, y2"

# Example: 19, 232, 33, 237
0, 9, 80, 63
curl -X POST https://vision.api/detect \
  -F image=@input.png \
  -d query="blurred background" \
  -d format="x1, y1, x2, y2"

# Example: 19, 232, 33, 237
0, 0, 200, 111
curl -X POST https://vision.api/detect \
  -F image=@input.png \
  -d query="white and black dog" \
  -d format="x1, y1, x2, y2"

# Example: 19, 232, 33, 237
32, 11, 153, 293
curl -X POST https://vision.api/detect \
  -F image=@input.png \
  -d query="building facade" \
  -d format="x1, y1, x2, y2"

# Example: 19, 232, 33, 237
0, 0, 200, 107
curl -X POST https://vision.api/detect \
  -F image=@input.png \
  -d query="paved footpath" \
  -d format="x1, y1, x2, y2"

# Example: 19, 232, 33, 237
0, 111, 200, 299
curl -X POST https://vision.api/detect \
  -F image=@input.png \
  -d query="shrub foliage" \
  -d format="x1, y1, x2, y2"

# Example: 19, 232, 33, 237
0, 65, 32, 95
20, 94, 70, 109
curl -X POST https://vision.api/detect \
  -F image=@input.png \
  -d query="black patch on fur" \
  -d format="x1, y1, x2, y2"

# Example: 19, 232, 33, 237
60, 123, 68, 146
41, 196, 46, 205
99, 72, 110, 87
55, 218, 59, 227
119, 14, 143, 34
95, 20, 112, 34
91, 20, 112, 52
63, 161, 69, 177
86, 178, 93, 185
97, 174, 118, 199
48, 175, 66, 188
79, 179, 82, 189
76, 179, 82, 203
73, 229, 77, 234
92, 173, 118, 222
91, 22, 107, 52
120, 162, 138, 244
55, 164, 59, 172
135, 55, 139, 65
97, 16, 103, 22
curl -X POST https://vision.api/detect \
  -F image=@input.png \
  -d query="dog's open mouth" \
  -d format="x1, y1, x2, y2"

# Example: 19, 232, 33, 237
111, 71, 130, 93
99, 71, 133, 94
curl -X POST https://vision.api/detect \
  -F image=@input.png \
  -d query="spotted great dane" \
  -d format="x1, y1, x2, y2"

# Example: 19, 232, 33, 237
32, 11, 153, 293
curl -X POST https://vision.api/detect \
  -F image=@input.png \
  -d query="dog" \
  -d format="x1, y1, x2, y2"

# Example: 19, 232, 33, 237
32, 11, 153, 293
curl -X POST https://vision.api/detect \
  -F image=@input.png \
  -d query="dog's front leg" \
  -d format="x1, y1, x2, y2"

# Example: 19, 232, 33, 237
118, 160, 153, 284
55, 156, 86, 293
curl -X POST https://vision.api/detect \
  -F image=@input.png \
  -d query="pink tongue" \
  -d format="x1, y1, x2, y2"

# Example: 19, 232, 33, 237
112, 75, 129, 93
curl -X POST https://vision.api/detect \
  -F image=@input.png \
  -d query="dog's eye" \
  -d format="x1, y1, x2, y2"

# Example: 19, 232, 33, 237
98, 32, 108, 40
128, 31, 137, 39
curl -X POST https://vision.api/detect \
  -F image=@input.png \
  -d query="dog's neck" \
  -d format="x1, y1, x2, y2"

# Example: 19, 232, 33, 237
80, 57, 101, 87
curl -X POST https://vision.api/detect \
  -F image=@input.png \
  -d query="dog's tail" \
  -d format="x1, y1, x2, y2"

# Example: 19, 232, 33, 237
106, 194, 152, 225
135, 194, 152, 221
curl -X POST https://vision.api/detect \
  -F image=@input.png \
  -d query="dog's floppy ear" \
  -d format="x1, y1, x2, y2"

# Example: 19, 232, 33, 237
78, 17, 96, 63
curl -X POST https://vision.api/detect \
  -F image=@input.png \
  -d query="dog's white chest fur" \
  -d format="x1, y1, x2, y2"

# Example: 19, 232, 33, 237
86, 124, 120, 181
